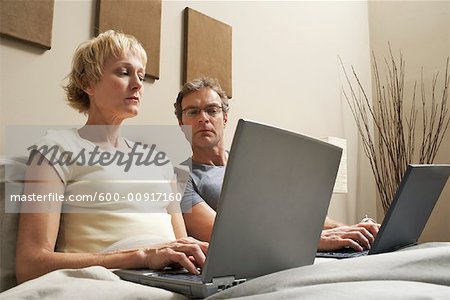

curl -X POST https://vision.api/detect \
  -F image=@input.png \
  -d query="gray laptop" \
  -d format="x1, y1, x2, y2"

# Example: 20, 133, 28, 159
114, 119, 342, 298
316, 164, 450, 259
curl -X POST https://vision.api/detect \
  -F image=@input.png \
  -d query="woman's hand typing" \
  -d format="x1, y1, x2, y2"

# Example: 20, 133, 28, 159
138, 237, 209, 274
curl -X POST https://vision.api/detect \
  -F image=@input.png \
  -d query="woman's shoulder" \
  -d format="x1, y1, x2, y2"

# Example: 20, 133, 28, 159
33, 128, 84, 151
39, 128, 79, 143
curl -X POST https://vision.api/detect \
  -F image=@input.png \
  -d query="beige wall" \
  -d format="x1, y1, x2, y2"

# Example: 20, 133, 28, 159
368, 1, 450, 241
1, 1, 374, 224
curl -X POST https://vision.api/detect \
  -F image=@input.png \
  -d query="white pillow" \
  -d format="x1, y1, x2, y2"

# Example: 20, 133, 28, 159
0, 157, 27, 292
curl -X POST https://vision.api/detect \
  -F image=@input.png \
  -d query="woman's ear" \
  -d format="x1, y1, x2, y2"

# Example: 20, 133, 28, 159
82, 75, 95, 96
84, 83, 95, 96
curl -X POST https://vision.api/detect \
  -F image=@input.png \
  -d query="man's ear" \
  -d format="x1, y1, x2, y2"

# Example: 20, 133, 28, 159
223, 113, 228, 126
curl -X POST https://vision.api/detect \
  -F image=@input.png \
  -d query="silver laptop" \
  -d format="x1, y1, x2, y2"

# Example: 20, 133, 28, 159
316, 164, 450, 259
114, 119, 342, 298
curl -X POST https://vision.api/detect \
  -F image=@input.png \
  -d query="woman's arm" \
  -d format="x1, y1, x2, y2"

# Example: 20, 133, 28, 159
16, 154, 207, 284
170, 210, 188, 239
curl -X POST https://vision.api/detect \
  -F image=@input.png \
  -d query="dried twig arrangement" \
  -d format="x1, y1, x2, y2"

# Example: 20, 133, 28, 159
341, 49, 450, 212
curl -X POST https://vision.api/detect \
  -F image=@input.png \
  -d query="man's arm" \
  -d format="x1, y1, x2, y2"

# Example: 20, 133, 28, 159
323, 216, 346, 229
178, 172, 216, 242
183, 202, 216, 242
319, 216, 380, 251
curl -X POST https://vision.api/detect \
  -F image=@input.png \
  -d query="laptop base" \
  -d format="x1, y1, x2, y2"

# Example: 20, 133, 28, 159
114, 268, 245, 298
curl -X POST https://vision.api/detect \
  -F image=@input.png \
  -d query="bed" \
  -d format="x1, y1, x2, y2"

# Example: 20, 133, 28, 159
2, 158, 450, 299
1, 243, 449, 299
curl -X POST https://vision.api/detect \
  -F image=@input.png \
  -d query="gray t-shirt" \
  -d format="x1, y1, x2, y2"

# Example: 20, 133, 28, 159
179, 158, 225, 212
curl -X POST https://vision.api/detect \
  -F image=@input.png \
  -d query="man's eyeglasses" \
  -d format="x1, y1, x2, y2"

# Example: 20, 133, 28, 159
182, 105, 223, 118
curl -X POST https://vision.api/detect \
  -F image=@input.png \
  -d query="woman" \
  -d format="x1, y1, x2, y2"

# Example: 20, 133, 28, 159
16, 30, 206, 284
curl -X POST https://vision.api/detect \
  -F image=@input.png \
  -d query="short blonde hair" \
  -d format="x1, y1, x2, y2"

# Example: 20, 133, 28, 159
64, 30, 147, 113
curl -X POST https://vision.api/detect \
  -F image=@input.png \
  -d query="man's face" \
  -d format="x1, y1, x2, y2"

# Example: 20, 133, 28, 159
180, 87, 228, 150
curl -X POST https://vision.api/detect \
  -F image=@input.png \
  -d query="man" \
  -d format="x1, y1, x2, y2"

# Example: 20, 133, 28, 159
174, 77, 379, 252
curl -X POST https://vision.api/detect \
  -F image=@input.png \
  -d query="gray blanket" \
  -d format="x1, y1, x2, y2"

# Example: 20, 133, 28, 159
2, 243, 449, 299
209, 242, 450, 300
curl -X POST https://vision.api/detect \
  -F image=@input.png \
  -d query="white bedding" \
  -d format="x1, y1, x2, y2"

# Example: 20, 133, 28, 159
2, 242, 449, 299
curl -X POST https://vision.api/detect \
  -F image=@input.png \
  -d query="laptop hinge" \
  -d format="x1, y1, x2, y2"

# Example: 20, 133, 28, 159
212, 276, 247, 292
392, 242, 418, 252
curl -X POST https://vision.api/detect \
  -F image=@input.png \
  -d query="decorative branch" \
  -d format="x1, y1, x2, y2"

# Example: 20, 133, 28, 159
340, 50, 450, 213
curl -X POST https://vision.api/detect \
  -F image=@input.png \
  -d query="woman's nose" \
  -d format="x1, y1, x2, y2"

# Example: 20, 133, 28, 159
131, 74, 143, 90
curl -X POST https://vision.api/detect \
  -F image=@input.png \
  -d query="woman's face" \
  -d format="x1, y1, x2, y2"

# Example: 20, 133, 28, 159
85, 51, 145, 123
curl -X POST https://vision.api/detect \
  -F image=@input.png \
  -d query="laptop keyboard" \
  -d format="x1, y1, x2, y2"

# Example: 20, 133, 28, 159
155, 269, 246, 287
158, 272, 203, 282
316, 248, 369, 259
154, 268, 203, 282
